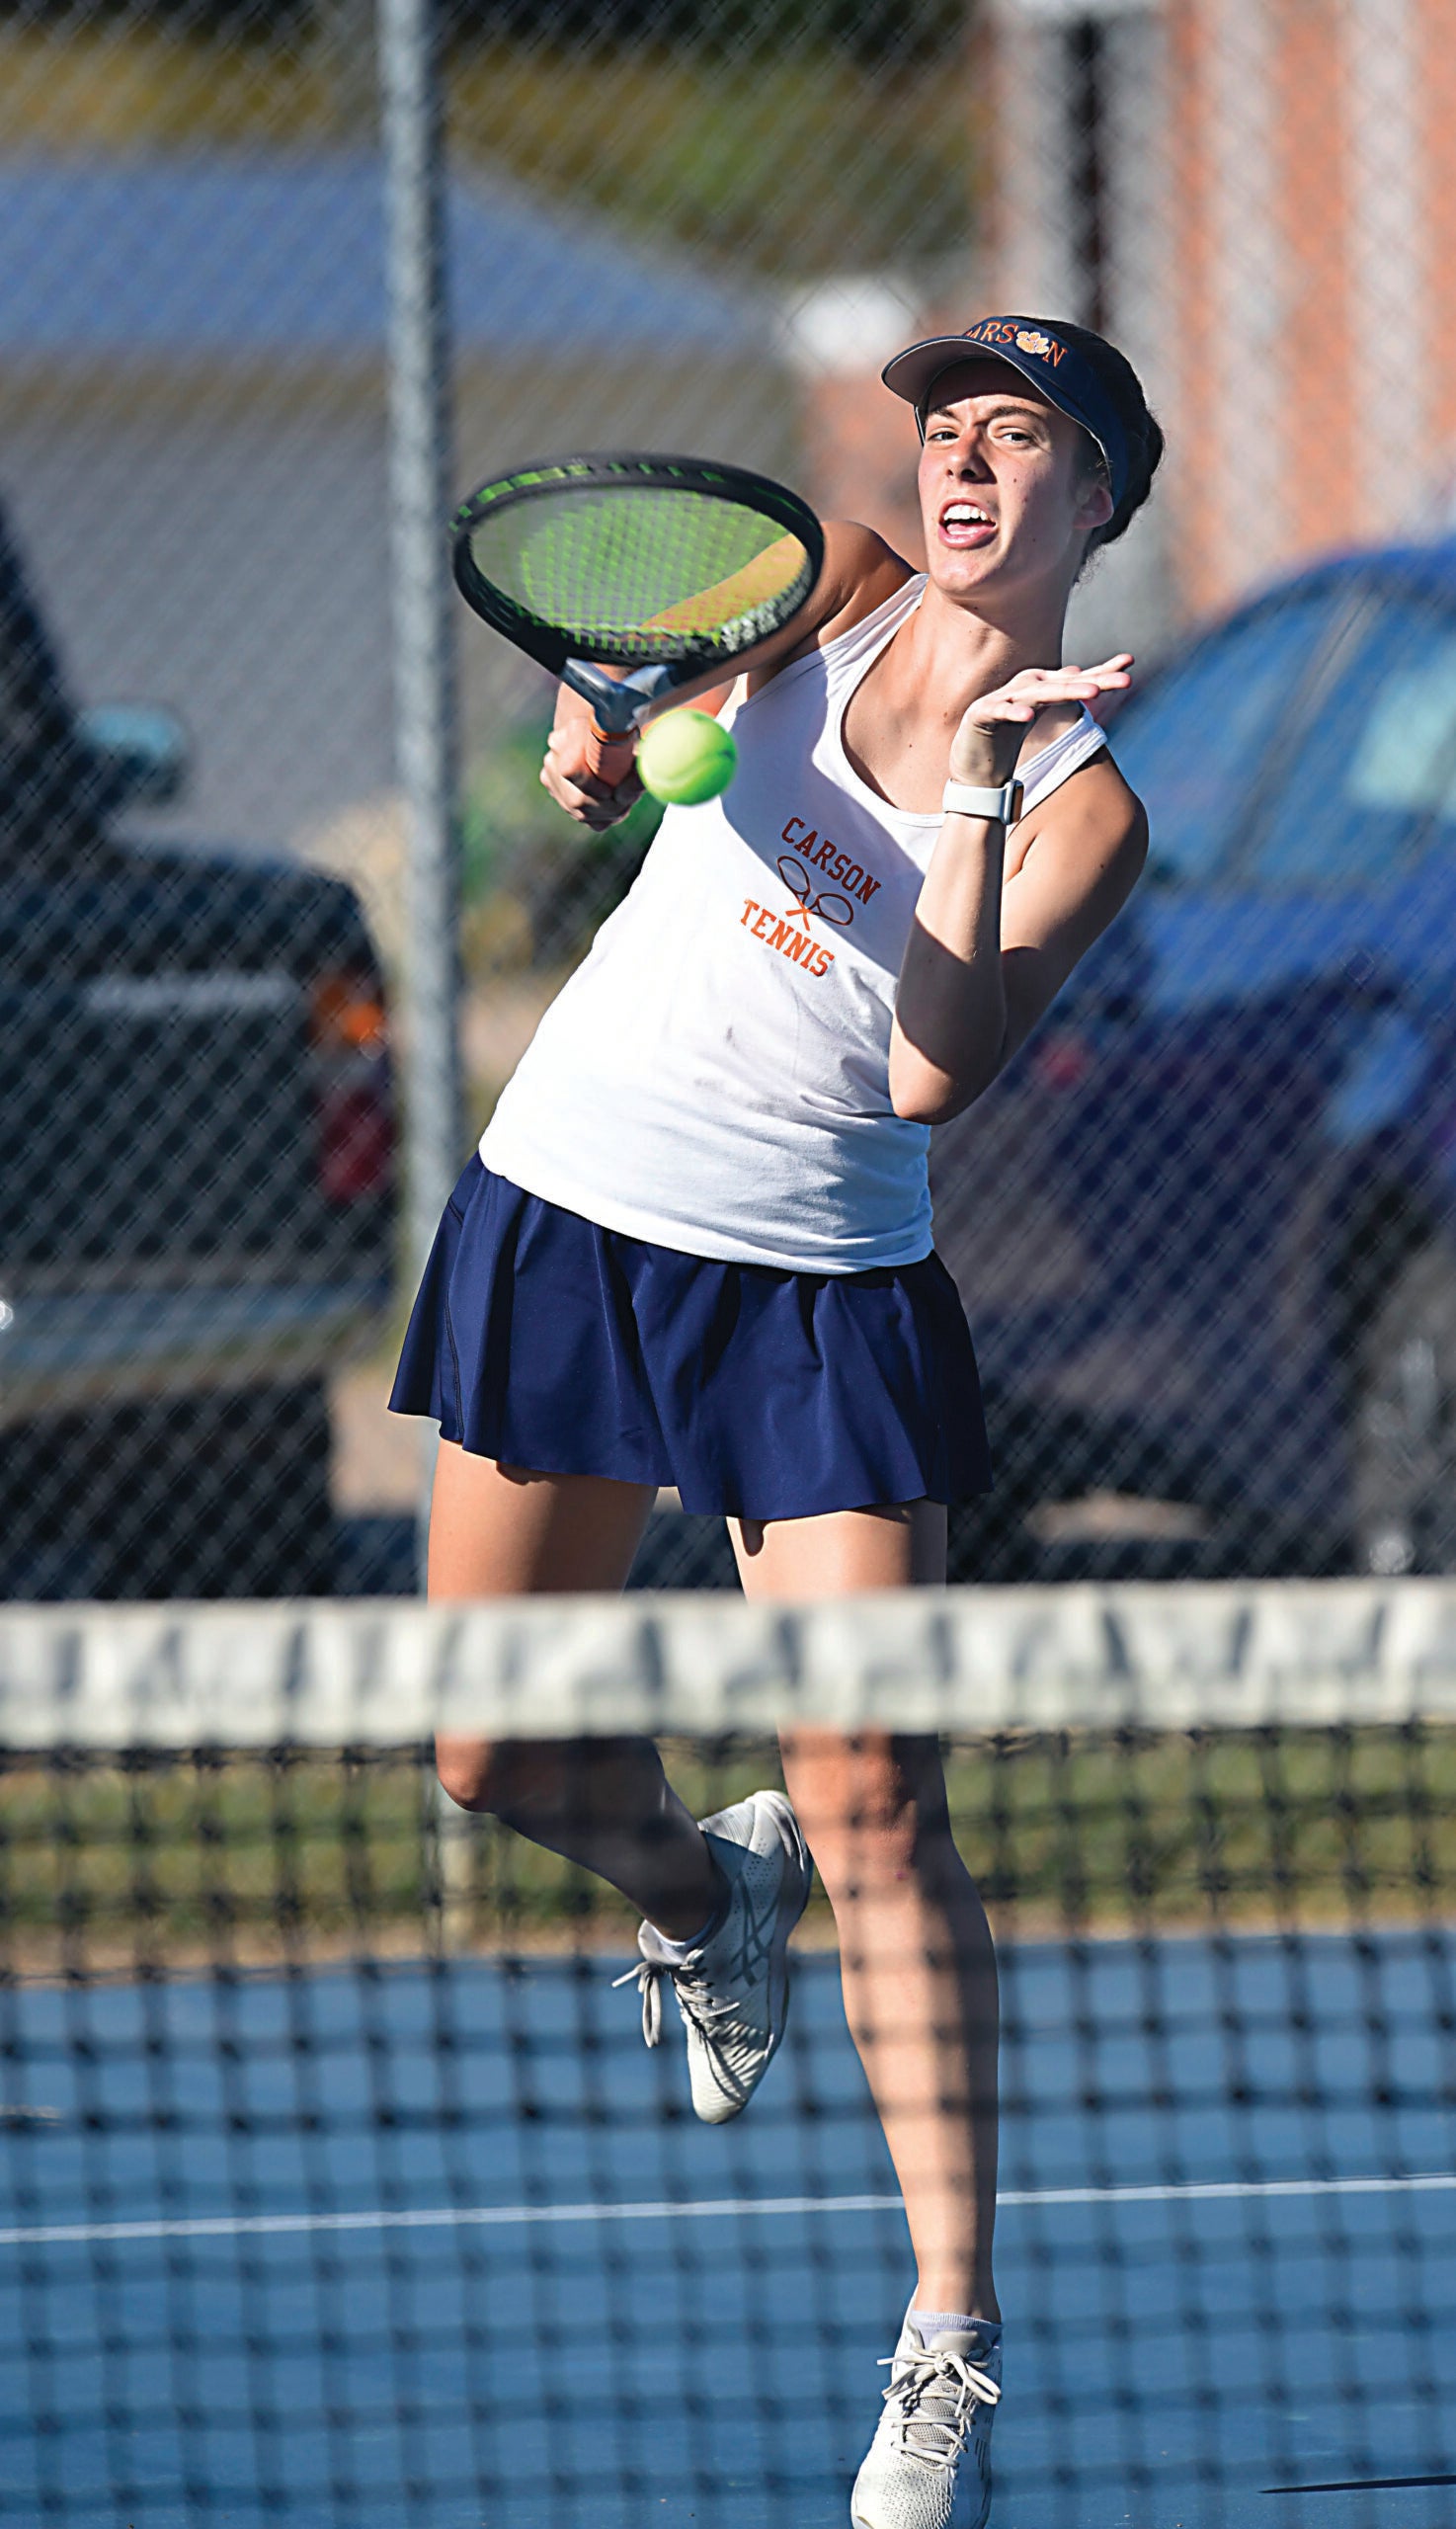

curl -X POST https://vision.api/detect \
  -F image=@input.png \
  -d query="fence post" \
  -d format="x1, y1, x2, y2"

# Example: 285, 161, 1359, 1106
378, 0, 462, 1582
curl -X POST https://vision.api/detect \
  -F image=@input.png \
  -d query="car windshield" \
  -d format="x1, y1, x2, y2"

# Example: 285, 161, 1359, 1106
1249, 598, 1456, 890
1114, 594, 1335, 886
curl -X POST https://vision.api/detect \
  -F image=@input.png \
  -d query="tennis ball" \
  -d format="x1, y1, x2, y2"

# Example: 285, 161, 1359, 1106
636, 709, 738, 806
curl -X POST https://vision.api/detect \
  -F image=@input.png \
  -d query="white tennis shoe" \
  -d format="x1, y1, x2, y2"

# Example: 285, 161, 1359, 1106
850, 2313, 1003, 2529
615, 1788, 812, 2124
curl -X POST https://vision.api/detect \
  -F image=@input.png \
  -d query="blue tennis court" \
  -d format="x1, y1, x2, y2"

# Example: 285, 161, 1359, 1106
3, 1930, 1453, 2529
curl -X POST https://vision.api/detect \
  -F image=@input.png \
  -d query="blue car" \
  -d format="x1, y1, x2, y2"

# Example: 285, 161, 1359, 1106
934, 538, 1456, 1580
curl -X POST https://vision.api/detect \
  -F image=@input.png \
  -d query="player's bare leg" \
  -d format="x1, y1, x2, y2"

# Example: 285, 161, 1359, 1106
731, 1501, 999, 2321
429, 1442, 719, 1941
734, 1500, 1002, 2527
429, 1444, 814, 2122
427, 1439, 655, 1596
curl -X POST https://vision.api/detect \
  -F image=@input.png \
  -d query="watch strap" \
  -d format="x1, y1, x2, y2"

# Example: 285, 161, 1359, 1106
941, 776, 1024, 825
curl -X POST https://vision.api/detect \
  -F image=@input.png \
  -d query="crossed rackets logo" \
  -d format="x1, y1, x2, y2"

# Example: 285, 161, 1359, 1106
776, 854, 855, 930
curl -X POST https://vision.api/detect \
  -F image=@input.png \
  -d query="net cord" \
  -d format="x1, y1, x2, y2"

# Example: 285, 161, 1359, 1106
2, 1581, 1456, 1749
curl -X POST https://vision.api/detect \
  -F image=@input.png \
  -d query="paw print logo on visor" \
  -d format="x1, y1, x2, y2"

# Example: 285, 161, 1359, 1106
777, 854, 855, 928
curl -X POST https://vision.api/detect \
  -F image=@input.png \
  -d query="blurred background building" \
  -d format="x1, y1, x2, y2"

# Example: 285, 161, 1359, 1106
986, 0, 1456, 634
0, 154, 791, 850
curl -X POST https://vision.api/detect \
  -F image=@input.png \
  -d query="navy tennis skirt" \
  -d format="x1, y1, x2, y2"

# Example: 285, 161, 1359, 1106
388, 1158, 991, 1521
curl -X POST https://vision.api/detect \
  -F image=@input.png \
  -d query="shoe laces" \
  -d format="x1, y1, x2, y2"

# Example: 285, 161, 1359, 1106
612, 1950, 742, 2050
877, 2346, 1002, 2474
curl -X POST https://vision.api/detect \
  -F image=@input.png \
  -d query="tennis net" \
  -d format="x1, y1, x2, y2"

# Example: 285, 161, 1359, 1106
2, 1581, 1455, 2528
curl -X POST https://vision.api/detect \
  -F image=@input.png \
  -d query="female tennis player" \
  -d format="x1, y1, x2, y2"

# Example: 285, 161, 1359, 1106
392, 315, 1162, 2529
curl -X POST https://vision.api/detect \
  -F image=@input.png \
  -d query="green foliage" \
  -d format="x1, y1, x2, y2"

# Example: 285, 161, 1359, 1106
459, 710, 657, 897
4, 1727, 1450, 1970
449, 43, 974, 277
446, 0, 965, 68
460, 710, 662, 977
0, 21, 976, 282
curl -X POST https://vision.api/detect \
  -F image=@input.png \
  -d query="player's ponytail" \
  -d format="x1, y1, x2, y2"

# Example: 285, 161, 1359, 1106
1051, 321, 1165, 563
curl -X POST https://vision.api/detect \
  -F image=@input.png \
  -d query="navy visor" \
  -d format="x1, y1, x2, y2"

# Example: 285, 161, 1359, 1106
881, 316, 1130, 511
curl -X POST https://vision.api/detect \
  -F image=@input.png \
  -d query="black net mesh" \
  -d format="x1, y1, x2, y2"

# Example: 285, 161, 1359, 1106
1, 1591, 1454, 2526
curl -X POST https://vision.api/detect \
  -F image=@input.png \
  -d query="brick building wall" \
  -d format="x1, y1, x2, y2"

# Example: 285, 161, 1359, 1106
987, 0, 1456, 632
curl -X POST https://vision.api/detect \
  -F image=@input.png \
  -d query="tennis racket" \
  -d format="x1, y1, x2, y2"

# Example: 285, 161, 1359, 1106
451, 452, 824, 784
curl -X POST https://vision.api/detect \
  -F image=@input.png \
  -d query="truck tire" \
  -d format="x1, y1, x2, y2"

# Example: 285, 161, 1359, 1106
1352, 1239, 1456, 1576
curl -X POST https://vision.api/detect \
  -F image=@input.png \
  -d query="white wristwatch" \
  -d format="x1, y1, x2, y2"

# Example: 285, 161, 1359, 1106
941, 776, 1024, 825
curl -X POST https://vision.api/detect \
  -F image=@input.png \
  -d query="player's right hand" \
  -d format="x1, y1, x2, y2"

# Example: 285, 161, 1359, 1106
541, 724, 642, 831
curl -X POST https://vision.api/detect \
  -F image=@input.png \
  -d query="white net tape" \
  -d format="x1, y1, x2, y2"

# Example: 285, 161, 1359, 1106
4, 1578, 1456, 1746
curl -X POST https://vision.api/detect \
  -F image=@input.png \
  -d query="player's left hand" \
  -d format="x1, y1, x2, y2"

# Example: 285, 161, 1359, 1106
948, 655, 1133, 787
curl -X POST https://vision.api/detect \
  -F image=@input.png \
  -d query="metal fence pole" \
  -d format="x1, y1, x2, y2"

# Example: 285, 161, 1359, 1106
378, 0, 462, 1582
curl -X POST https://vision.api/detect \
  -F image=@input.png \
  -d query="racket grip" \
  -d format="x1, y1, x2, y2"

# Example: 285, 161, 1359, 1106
586, 722, 639, 786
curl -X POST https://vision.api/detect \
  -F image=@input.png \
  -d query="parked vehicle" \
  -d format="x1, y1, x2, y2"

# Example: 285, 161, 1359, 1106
936, 538, 1456, 1580
0, 500, 395, 1595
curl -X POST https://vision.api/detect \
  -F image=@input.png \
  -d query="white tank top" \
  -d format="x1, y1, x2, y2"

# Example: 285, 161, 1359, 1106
479, 574, 1109, 1271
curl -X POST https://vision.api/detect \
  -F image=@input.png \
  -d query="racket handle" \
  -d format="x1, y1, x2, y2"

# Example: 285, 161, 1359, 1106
586, 722, 639, 786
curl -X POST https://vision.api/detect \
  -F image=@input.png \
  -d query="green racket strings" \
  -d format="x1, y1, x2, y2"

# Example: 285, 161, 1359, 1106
463, 486, 813, 658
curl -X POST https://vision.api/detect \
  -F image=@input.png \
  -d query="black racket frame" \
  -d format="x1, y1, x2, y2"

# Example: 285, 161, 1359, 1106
450, 452, 824, 733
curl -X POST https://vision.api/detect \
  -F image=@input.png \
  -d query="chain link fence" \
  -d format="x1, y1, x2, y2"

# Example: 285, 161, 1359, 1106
3, 0, 1456, 1595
